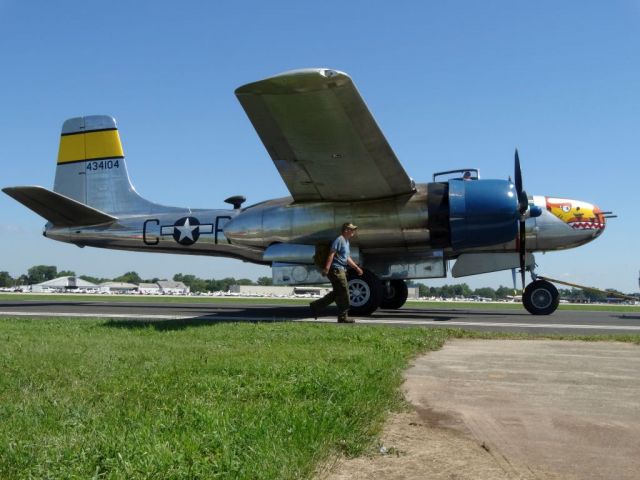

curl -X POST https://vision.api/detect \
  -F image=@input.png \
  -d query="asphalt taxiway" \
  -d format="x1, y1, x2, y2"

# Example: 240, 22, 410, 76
1, 299, 638, 334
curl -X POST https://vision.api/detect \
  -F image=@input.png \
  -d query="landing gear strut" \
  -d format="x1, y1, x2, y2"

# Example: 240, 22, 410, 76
380, 279, 408, 309
347, 269, 382, 316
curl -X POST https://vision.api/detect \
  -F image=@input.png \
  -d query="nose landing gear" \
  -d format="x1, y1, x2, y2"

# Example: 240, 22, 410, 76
522, 279, 560, 315
514, 263, 560, 315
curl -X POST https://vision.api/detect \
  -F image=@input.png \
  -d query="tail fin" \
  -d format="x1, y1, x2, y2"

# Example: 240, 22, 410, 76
54, 115, 153, 214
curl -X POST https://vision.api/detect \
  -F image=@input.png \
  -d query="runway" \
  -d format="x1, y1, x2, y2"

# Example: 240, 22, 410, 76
1, 299, 639, 334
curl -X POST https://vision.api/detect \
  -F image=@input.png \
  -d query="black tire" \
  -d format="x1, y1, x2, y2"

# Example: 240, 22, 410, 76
347, 269, 382, 316
380, 279, 409, 310
523, 280, 560, 315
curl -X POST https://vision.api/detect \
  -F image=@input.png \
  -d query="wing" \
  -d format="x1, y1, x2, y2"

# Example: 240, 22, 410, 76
235, 68, 415, 202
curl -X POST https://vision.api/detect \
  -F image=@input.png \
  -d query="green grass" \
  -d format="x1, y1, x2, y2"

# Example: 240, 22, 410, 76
0, 318, 449, 479
1, 318, 639, 479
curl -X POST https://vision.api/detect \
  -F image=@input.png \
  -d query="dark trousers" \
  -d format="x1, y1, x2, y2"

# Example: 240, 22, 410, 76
311, 268, 350, 321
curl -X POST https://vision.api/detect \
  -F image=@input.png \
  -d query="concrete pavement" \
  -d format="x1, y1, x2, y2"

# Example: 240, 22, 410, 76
404, 340, 640, 479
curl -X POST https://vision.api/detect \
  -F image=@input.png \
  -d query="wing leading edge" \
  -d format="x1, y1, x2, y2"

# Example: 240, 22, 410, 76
235, 68, 415, 202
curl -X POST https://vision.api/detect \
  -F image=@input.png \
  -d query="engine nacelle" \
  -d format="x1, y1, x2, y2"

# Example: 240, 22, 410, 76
448, 179, 518, 249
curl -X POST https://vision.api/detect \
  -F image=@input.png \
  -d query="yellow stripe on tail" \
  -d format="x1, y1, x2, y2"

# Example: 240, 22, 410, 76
57, 129, 124, 164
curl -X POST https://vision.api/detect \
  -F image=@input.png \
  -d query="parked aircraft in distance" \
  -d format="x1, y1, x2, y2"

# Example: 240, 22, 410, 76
3, 68, 614, 315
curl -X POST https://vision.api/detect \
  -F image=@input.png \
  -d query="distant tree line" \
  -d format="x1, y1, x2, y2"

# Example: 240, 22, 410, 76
412, 282, 516, 300
412, 282, 634, 302
0, 265, 636, 300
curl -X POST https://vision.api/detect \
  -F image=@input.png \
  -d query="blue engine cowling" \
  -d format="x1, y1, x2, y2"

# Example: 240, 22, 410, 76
448, 179, 518, 249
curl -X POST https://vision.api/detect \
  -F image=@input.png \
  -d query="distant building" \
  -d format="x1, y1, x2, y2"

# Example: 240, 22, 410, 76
31, 276, 97, 293
157, 280, 190, 295
99, 282, 138, 294
138, 283, 161, 295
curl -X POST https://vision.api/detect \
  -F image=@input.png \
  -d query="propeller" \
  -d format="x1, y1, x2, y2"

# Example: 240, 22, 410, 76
514, 149, 527, 291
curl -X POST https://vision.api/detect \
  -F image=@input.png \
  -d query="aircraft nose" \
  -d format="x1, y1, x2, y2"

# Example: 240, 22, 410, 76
546, 197, 606, 234
538, 197, 608, 251
568, 202, 606, 236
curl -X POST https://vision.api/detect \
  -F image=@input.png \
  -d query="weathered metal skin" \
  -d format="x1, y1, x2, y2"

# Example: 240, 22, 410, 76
223, 185, 429, 250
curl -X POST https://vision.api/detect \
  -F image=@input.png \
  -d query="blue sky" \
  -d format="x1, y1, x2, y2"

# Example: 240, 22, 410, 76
1, 1, 638, 292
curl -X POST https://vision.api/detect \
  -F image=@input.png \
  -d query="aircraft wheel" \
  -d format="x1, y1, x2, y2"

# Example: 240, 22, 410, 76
523, 280, 559, 315
380, 279, 409, 309
347, 269, 382, 316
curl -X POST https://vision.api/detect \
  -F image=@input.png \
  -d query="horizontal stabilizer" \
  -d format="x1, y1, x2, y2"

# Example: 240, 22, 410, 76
2, 186, 117, 227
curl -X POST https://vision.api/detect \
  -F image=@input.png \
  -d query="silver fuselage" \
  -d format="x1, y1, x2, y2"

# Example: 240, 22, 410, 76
44, 183, 604, 278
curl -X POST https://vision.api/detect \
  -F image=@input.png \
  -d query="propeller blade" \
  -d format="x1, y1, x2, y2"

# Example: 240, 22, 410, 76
514, 149, 522, 197
514, 149, 528, 214
513, 149, 529, 289
519, 218, 526, 290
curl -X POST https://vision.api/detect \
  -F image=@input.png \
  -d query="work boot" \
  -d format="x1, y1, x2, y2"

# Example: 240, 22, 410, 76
309, 302, 319, 320
337, 316, 354, 324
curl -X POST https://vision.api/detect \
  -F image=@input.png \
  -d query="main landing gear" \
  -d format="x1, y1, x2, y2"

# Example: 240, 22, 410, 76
380, 279, 409, 310
347, 270, 409, 316
347, 269, 382, 316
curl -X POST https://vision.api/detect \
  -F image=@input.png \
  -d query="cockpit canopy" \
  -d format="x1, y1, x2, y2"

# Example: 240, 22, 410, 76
433, 168, 480, 182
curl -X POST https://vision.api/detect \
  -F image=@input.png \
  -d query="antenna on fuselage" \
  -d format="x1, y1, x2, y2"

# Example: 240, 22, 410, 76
224, 195, 246, 210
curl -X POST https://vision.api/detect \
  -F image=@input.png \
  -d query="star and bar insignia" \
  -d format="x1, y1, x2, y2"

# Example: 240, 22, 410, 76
160, 217, 214, 245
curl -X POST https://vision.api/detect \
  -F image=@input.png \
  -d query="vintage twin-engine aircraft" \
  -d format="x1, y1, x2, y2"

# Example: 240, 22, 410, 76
3, 68, 610, 315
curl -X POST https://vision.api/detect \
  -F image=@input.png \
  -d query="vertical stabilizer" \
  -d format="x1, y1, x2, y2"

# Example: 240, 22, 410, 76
54, 115, 153, 214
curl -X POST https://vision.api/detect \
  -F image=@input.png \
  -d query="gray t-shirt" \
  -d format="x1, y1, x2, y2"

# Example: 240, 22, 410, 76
330, 235, 350, 270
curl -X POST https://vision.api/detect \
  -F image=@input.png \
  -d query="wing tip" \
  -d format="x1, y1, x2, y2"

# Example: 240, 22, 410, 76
235, 68, 351, 95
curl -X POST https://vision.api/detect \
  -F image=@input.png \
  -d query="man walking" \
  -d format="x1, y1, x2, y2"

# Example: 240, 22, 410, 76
310, 223, 363, 323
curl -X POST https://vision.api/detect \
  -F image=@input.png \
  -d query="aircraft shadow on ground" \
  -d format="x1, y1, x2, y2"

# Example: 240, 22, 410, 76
102, 305, 320, 331
102, 316, 281, 331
